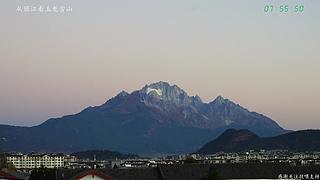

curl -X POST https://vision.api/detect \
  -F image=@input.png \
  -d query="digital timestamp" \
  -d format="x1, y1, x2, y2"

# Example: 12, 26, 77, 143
264, 5, 304, 13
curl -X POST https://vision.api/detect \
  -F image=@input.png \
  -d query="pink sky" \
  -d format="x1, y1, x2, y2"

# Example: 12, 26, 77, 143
0, 0, 319, 130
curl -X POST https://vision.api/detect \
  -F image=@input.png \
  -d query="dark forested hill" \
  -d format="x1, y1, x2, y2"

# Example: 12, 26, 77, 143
198, 129, 320, 154
71, 150, 139, 160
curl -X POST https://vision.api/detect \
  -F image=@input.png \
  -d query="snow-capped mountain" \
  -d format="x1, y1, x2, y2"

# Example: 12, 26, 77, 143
0, 81, 286, 154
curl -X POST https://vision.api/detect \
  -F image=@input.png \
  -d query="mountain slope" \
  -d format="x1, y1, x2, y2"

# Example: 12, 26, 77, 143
0, 81, 286, 154
197, 129, 320, 154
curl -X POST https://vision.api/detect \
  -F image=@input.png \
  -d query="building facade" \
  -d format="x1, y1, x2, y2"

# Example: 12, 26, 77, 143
6, 153, 67, 169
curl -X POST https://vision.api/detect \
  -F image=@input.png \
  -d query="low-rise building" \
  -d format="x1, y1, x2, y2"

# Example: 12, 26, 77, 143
5, 153, 71, 169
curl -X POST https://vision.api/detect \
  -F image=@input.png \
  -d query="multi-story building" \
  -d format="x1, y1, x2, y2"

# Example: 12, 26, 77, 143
6, 153, 67, 169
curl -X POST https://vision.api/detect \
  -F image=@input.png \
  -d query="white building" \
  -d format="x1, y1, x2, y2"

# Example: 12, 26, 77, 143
6, 153, 67, 169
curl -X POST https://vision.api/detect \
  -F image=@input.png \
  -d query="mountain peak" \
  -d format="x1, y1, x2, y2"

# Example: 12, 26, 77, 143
117, 90, 129, 97
148, 81, 170, 88
139, 81, 202, 108
217, 129, 259, 144
209, 96, 243, 111
197, 129, 260, 153
141, 81, 186, 97
211, 95, 226, 104
143, 81, 185, 95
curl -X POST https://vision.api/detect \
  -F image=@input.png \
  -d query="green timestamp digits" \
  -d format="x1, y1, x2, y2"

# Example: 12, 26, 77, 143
264, 5, 304, 13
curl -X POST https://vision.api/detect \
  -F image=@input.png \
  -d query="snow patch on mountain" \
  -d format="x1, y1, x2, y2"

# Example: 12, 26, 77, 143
146, 87, 163, 96
202, 114, 209, 120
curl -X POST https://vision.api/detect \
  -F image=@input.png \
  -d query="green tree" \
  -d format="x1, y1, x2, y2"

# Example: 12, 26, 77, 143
184, 156, 197, 164
0, 154, 6, 169
7, 162, 16, 171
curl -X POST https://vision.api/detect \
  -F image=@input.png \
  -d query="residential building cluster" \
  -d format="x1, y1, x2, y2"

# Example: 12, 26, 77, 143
187, 150, 320, 165
1, 150, 320, 171
3, 153, 77, 169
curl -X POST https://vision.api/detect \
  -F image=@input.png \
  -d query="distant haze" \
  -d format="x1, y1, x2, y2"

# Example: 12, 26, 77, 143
0, 0, 319, 130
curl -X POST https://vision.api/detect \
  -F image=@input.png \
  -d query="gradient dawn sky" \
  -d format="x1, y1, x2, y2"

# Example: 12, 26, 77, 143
0, 0, 319, 130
